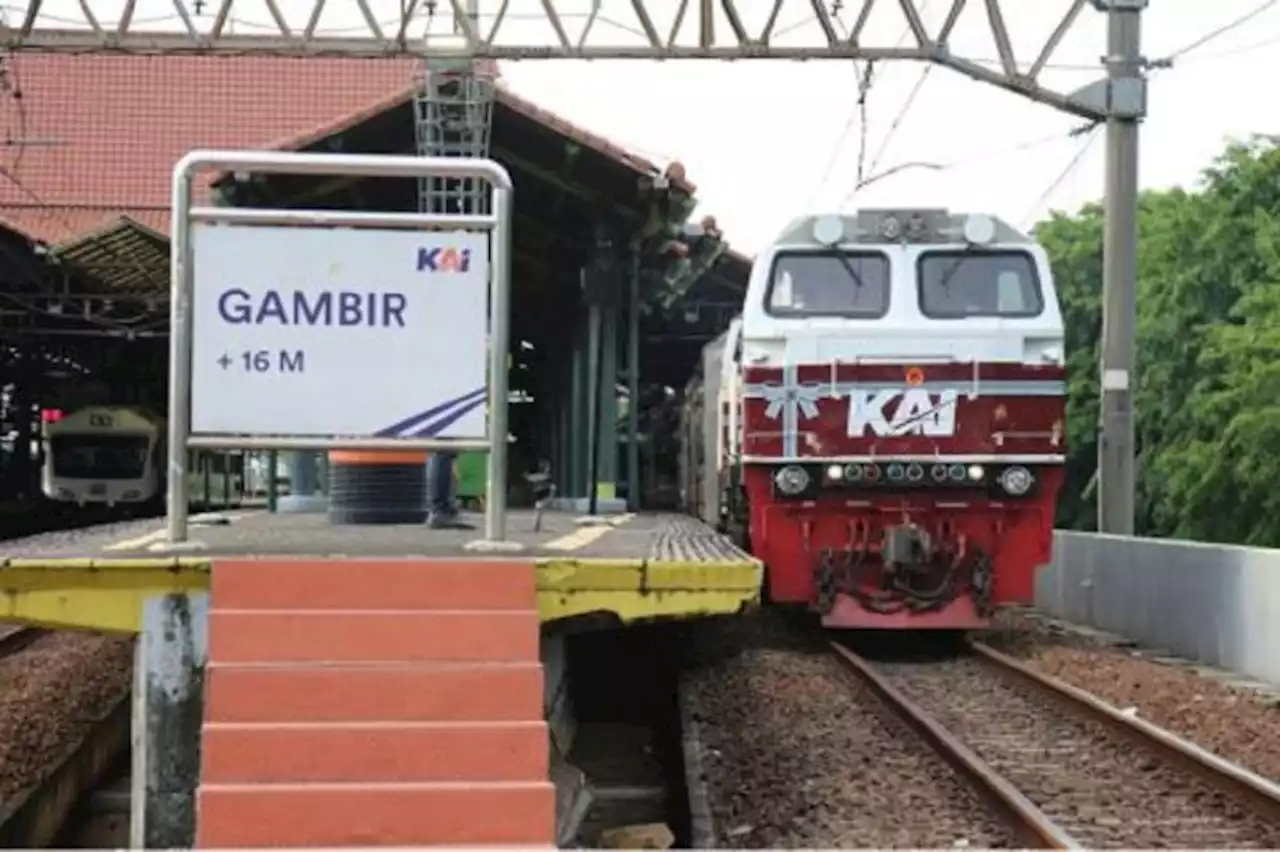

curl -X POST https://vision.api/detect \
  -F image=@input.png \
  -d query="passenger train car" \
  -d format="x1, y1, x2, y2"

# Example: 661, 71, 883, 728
679, 209, 1066, 630
42, 405, 245, 510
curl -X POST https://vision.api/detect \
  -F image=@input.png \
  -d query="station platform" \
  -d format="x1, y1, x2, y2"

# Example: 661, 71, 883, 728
1, 509, 763, 845
0, 509, 763, 633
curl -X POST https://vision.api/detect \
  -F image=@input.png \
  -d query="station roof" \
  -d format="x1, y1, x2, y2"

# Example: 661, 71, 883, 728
0, 53, 699, 304
0, 52, 749, 405
207, 71, 711, 356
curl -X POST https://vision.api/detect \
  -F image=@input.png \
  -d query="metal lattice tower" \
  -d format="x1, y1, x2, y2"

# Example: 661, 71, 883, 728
413, 57, 495, 216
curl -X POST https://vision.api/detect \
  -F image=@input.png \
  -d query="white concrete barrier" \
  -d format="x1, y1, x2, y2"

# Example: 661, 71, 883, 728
1035, 531, 1280, 687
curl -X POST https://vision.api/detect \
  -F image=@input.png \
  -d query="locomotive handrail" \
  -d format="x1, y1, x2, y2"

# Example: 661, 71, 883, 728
850, 355, 965, 364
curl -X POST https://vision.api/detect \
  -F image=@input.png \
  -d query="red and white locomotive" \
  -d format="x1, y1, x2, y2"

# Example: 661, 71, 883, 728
679, 209, 1066, 630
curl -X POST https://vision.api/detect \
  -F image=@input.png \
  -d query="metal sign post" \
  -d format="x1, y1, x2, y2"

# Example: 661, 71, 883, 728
166, 149, 518, 551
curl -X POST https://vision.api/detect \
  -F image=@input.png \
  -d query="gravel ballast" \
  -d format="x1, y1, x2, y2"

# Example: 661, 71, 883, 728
683, 616, 1020, 849
0, 630, 134, 804
983, 608, 1280, 784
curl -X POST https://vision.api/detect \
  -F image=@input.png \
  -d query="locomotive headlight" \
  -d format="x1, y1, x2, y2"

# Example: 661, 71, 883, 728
845, 463, 864, 482
886, 463, 906, 482
967, 464, 985, 481
775, 465, 811, 495
998, 465, 1034, 496
962, 213, 997, 245
825, 464, 844, 481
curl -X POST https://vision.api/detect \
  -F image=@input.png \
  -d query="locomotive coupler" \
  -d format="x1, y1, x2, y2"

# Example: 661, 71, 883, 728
882, 523, 933, 575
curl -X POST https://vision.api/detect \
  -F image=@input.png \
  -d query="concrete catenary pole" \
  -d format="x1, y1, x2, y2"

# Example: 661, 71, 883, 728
1097, 0, 1147, 535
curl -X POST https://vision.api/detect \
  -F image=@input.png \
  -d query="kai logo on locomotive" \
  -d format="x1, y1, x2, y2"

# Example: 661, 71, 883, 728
416, 246, 472, 273
848, 388, 960, 438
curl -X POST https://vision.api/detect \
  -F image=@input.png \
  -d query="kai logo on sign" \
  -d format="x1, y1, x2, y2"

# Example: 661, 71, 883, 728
848, 388, 960, 438
416, 246, 472, 273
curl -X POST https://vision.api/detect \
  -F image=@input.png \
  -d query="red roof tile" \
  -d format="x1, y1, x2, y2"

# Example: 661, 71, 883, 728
0, 54, 690, 247
262, 80, 685, 191
0, 54, 416, 243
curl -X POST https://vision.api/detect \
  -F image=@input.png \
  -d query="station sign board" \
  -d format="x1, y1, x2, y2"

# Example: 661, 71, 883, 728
190, 223, 489, 439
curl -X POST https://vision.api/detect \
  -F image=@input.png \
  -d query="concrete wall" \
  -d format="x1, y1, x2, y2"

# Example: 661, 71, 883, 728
1036, 531, 1280, 687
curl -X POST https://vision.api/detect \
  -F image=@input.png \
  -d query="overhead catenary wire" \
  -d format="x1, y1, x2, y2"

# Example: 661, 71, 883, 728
837, 1, 1280, 216
1171, 29, 1280, 66
1018, 122, 1102, 229
860, 0, 939, 189
1008, 2, 1280, 228
806, 59, 877, 210
1155, 0, 1280, 64
0, 50, 26, 177
807, 0, 932, 210
862, 61, 934, 183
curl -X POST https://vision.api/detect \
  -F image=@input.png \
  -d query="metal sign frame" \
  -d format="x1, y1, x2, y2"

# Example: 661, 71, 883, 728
167, 149, 515, 548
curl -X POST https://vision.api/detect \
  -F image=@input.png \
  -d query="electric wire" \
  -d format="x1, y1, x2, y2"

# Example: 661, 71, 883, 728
1009, 1, 1280, 227
807, 59, 877, 210
1, 49, 27, 177
807, 0, 932, 209
1157, 0, 1280, 63
863, 61, 933, 183
1018, 123, 1102, 228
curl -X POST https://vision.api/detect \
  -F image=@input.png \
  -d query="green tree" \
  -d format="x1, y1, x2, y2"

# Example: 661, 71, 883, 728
1040, 137, 1280, 545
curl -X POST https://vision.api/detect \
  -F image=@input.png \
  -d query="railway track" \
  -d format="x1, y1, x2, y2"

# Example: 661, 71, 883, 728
831, 637, 1280, 849
682, 619, 1034, 847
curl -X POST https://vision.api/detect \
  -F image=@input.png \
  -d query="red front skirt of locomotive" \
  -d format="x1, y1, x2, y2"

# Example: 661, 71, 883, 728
742, 464, 1062, 629
739, 362, 1066, 630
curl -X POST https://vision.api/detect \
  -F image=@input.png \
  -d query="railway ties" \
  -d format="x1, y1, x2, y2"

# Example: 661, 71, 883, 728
682, 619, 1036, 848
832, 639, 1280, 850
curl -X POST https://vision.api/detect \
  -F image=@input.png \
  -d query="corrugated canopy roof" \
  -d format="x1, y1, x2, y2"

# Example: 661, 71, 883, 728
49, 216, 169, 297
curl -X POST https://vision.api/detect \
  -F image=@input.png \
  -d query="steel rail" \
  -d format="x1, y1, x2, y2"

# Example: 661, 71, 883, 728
968, 638, 1280, 827
828, 641, 1081, 850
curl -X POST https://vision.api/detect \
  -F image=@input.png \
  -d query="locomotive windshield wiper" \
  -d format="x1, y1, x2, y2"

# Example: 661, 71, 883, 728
935, 247, 977, 293
831, 251, 868, 290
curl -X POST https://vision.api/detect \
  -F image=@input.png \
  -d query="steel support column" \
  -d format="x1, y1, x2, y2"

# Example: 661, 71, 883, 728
567, 322, 587, 499
626, 255, 641, 511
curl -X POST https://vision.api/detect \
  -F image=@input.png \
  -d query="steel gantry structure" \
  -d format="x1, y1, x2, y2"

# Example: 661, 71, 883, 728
0, 0, 1148, 534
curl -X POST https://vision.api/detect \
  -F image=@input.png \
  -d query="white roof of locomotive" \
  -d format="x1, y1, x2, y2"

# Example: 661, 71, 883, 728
46, 405, 163, 435
769, 209, 1035, 249
739, 207, 1065, 362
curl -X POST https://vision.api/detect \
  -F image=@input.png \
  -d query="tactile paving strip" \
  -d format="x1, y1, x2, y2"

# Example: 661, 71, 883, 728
646, 515, 752, 562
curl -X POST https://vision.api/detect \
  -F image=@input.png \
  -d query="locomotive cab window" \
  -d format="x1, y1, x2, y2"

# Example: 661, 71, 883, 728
766, 250, 890, 318
917, 250, 1043, 318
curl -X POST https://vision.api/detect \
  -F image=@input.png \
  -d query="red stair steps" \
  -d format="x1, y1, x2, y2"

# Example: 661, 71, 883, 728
205, 662, 542, 723
197, 558, 552, 848
208, 609, 539, 663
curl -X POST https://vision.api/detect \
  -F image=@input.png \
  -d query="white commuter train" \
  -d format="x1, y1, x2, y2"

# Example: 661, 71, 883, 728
42, 405, 246, 509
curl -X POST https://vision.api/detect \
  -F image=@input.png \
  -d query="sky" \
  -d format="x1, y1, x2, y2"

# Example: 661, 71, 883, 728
7, 0, 1280, 255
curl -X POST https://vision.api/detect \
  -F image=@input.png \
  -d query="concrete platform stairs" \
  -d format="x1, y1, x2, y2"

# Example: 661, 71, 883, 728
196, 558, 554, 847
